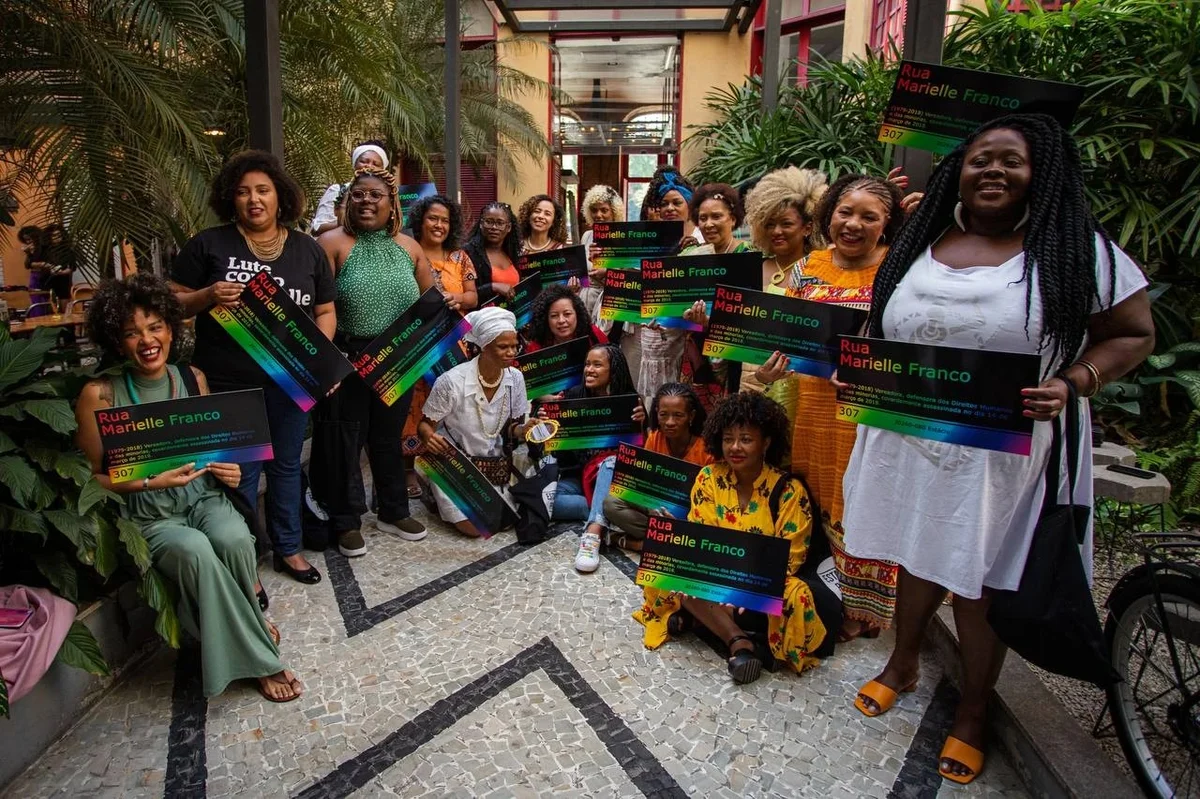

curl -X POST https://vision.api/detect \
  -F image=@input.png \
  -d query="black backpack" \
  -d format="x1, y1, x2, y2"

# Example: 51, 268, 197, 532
768, 471, 842, 659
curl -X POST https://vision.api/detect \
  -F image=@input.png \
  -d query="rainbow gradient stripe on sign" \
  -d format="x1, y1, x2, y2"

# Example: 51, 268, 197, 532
641, 302, 704, 331
702, 341, 835, 379
542, 432, 643, 453
107, 444, 275, 484
608, 485, 688, 518
838, 403, 1032, 456
634, 570, 784, 616
376, 316, 472, 406
593, 256, 645, 272
211, 305, 317, 411
877, 124, 962, 156
413, 457, 494, 538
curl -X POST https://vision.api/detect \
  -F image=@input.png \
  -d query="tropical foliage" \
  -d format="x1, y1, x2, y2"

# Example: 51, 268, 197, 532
686, 49, 899, 186
0, 0, 550, 258
0, 328, 181, 680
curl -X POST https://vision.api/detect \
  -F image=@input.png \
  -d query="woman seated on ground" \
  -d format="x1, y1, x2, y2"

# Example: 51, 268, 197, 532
601, 383, 713, 551
633, 392, 826, 685
75, 274, 301, 702
524, 284, 607, 353
547, 343, 645, 572
418, 308, 541, 538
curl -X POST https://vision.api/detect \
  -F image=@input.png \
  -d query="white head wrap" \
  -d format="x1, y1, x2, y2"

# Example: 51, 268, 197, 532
351, 144, 389, 170
464, 307, 516, 349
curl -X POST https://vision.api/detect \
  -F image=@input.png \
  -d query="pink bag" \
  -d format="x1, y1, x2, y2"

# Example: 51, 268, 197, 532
0, 585, 76, 703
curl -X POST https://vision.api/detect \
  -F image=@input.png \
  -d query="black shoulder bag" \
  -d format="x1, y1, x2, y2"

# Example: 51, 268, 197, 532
986, 379, 1119, 687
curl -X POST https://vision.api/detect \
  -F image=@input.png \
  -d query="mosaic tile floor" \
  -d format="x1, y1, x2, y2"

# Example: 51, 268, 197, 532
4, 507, 1031, 798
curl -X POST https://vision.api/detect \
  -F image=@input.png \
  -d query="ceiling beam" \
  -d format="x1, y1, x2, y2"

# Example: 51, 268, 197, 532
520, 19, 727, 32
738, 0, 762, 33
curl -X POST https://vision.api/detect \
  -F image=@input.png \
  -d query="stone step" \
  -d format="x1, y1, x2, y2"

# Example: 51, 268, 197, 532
1093, 464, 1172, 505
1092, 441, 1137, 466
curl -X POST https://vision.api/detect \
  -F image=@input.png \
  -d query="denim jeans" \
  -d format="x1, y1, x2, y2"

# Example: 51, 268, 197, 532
552, 456, 615, 527
212, 379, 308, 556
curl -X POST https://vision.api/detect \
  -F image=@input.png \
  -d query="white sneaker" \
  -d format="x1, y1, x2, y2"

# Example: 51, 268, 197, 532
574, 531, 601, 573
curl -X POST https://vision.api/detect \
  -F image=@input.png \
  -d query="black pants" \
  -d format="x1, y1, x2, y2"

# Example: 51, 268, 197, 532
326, 338, 414, 532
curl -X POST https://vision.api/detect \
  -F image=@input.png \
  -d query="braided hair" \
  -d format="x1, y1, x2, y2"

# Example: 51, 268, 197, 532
342, 166, 401, 237
463, 201, 522, 272
867, 114, 1113, 375
648, 382, 706, 437
587, 343, 636, 397
815, 173, 904, 245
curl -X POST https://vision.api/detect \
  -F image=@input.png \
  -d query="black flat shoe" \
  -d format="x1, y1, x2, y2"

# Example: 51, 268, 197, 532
272, 552, 322, 584
257, 588, 269, 612
726, 634, 763, 685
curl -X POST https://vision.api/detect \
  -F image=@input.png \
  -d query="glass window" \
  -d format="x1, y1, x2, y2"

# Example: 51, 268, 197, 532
462, 0, 494, 37
561, 154, 579, 175
626, 182, 651, 223
778, 32, 800, 85
781, 0, 806, 21
809, 0, 845, 11
809, 21, 843, 64
628, 154, 659, 179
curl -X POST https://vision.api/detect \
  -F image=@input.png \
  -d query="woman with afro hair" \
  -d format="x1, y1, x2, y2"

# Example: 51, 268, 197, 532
75, 274, 303, 702
632, 391, 824, 684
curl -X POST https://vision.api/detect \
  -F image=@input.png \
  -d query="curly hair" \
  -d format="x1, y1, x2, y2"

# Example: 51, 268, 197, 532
87, 273, 185, 363
581, 185, 625, 224
701, 391, 790, 468
528, 284, 600, 348
518, 194, 567, 245
208, 149, 306, 226
648, 382, 706, 437
463, 201, 522, 275
868, 113, 1116, 377
815, 173, 904, 247
690, 183, 744, 227
407, 194, 462, 251
744, 167, 829, 253
341, 166, 401, 237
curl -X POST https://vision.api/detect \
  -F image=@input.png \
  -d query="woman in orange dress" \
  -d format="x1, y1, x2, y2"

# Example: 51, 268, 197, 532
755, 174, 905, 641
402, 195, 477, 496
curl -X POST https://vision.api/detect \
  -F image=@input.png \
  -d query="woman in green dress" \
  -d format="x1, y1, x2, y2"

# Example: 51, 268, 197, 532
75, 274, 302, 702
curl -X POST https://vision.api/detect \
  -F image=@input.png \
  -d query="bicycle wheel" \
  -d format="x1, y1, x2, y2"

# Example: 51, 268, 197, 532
1107, 573, 1200, 798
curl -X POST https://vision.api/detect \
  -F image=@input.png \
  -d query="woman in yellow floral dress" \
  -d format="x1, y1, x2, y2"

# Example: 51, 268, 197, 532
755, 174, 904, 642
633, 392, 826, 683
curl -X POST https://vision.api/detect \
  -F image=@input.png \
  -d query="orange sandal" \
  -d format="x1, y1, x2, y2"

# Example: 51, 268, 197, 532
853, 678, 917, 717
938, 736, 984, 784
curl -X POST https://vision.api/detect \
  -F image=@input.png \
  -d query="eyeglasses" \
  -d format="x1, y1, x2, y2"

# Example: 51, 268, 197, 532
349, 189, 388, 202
480, 219, 510, 229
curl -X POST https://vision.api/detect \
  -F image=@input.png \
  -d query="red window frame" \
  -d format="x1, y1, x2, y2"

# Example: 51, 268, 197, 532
751, 1, 846, 86
870, 0, 904, 53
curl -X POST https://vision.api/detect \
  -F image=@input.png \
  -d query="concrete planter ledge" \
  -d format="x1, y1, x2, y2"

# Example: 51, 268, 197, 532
924, 605, 1140, 798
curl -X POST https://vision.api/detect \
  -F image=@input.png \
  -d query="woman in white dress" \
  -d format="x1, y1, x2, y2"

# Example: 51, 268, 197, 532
841, 114, 1154, 784
417, 308, 541, 538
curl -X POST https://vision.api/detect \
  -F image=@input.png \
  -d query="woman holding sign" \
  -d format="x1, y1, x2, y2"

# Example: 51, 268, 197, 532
841, 115, 1153, 784
755, 173, 905, 644
316, 166, 438, 558
171, 150, 337, 586
524, 285, 607, 353
578, 184, 625, 328
76, 275, 303, 702
418, 307, 540, 537
462, 202, 522, 305
633, 392, 825, 684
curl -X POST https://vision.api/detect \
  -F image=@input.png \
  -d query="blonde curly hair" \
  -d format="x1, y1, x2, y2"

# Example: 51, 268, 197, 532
580, 184, 625, 224
744, 167, 828, 254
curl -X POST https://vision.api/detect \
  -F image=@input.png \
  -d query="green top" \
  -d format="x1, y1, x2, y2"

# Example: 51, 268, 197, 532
335, 229, 420, 338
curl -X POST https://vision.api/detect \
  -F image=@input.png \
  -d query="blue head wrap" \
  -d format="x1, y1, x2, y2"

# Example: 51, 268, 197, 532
655, 171, 693, 204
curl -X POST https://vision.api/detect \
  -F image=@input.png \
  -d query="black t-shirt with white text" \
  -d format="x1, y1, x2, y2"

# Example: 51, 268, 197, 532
171, 224, 336, 387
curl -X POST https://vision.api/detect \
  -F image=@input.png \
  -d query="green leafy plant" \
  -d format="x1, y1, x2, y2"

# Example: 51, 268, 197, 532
686, 49, 899, 185
0, 0, 552, 256
0, 327, 183, 686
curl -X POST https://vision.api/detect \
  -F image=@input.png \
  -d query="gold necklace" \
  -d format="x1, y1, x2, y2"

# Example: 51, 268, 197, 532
238, 224, 288, 262
525, 237, 553, 253
477, 367, 504, 389
475, 382, 511, 439
770, 255, 803, 286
